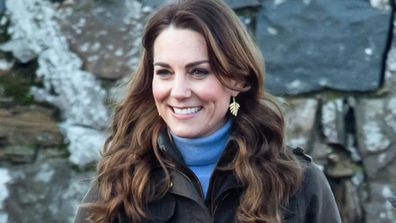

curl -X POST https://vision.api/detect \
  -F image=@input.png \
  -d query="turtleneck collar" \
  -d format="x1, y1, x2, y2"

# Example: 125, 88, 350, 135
170, 119, 233, 166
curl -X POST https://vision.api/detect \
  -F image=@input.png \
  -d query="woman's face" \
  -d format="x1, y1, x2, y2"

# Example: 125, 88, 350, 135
152, 27, 235, 138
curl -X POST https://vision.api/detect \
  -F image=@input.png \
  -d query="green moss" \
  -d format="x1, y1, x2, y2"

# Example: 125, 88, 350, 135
350, 163, 364, 173
0, 60, 38, 105
0, 75, 34, 105
55, 143, 70, 153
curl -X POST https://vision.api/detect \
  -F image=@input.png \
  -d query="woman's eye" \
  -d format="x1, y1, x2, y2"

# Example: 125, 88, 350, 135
155, 69, 172, 76
191, 68, 209, 77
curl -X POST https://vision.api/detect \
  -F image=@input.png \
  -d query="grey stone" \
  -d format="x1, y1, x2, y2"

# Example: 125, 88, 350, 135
355, 96, 396, 179
224, 0, 261, 9
284, 98, 318, 149
0, 168, 11, 223
1, 145, 36, 163
62, 123, 105, 167
385, 4, 396, 93
5, 0, 110, 129
0, 39, 37, 63
364, 182, 396, 223
140, 0, 166, 10
362, 150, 396, 179
322, 99, 346, 146
325, 152, 355, 179
0, 58, 13, 73
0, 0, 5, 13
0, 97, 13, 108
355, 98, 394, 155
57, 0, 145, 80
346, 133, 362, 162
332, 180, 364, 223
4, 158, 94, 223
361, 120, 390, 153
308, 136, 364, 222
385, 97, 396, 132
388, 196, 396, 208
384, 47, 396, 93
370, 0, 392, 10
309, 139, 333, 163
256, 0, 391, 95
0, 106, 63, 147
140, 0, 261, 10
4, 0, 111, 167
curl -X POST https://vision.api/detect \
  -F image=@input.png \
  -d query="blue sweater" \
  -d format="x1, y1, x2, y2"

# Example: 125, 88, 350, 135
171, 120, 232, 198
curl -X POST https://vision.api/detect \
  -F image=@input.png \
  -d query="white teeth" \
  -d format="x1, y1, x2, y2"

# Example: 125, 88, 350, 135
173, 107, 201, 115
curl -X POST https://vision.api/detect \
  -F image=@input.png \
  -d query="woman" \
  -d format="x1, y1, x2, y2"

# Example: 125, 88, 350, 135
74, 0, 341, 222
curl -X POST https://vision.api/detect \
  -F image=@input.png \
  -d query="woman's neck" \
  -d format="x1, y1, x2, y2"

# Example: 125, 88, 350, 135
170, 119, 233, 166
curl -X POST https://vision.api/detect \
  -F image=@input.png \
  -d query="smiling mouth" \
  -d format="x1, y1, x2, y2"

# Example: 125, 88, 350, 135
172, 106, 202, 115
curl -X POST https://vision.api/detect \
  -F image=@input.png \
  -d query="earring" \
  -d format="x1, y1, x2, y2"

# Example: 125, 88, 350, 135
229, 97, 240, 116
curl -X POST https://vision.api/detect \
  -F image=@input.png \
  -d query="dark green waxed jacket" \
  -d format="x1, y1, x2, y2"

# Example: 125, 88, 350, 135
74, 133, 342, 223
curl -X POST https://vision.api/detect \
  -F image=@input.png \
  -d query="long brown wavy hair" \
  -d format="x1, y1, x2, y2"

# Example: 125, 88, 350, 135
84, 0, 302, 222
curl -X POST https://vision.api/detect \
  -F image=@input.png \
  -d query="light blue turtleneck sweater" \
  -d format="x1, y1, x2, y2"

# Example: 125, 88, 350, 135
171, 119, 232, 198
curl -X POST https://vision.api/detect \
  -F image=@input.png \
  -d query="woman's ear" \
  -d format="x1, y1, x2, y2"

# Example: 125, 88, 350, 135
230, 79, 245, 97
231, 90, 240, 97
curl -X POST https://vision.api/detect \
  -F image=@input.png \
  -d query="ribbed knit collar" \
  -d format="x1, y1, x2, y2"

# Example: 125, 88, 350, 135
170, 119, 233, 166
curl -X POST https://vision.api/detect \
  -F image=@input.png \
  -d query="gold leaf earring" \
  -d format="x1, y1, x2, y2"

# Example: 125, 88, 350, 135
229, 97, 240, 116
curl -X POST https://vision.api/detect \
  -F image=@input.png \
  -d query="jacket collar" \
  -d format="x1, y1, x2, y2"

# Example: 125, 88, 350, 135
157, 130, 185, 164
157, 130, 242, 202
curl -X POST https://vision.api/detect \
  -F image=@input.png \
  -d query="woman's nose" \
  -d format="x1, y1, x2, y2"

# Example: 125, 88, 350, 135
170, 74, 191, 99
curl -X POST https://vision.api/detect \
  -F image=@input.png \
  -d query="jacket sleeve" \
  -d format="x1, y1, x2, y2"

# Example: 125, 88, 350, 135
73, 182, 100, 223
302, 162, 342, 223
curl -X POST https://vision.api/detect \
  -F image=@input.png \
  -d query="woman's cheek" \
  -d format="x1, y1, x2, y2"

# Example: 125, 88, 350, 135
152, 80, 168, 101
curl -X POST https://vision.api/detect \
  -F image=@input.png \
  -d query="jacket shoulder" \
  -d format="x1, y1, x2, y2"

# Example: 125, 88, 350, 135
287, 147, 342, 223
291, 147, 312, 166
290, 147, 332, 197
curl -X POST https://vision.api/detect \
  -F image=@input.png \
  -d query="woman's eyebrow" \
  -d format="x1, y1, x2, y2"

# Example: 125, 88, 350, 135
153, 60, 209, 68
185, 60, 209, 68
153, 62, 170, 68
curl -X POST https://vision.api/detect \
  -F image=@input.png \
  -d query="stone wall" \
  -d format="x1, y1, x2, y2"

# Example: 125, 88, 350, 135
0, 0, 395, 222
